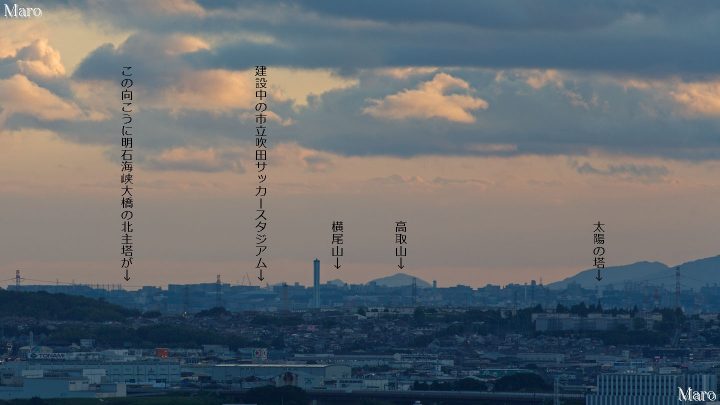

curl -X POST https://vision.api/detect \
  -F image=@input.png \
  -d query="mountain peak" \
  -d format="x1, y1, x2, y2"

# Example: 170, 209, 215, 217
367, 273, 431, 288
548, 255, 720, 290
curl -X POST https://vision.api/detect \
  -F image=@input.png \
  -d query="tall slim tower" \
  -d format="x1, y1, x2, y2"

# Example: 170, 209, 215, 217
216, 274, 223, 308
313, 258, 320, 309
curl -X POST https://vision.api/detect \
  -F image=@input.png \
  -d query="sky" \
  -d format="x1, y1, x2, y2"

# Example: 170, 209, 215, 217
1, 0, 720, 288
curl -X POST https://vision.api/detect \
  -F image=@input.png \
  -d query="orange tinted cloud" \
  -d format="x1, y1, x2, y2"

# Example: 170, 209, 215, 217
363, 72, 488, 123
671, 80, 720, 116
14, 39, 66, 78
0, 75, 82, 124
161, 69, 254, 112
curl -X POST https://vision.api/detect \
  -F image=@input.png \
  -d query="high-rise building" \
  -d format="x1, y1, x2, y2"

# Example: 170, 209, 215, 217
313, 258, 320, 309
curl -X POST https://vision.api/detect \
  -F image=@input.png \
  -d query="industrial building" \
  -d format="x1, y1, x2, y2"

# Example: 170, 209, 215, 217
586, 372, 717, 405
0, 368, 126, 399
0, 360, 181, 386
189, 363, 351, 390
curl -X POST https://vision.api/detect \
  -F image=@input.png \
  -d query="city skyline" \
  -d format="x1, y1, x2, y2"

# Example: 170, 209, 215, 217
2, 2, 720, 288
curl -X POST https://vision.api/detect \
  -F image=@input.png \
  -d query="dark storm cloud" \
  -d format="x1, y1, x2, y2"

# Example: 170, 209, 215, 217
41, 0, 720, 76
288, 0, 712, 31
186, 24, 720, 76
72, 34, 191, 87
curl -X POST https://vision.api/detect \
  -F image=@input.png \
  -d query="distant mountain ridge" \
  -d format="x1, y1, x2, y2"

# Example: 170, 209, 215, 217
547, 255, 720, 290
368, 273, 431, 288
0, 289, 138, 321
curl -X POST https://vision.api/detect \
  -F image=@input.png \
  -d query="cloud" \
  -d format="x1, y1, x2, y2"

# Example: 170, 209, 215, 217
0, 74, 83, 124
6, 5, 720, 164
169, 1, 720, 78
0, 39, 66, 79
522, 69, 563, 90
73, 34, 349, 117
363, 73, 488, 123
161, 69, 253, 113
600, 76, 720, 118
369, 174, 490, 189
270, 68, 359, 109
74, 33, 209, 85
514, 69, 598, 109
239, 110, 294, 126
369, 174, 432, 186
286, 1, 664, 31
431, 177, 491, 188
143, 0, 205, 17
39, 0, 206, 29
0, 40, 106, 127
143, 146, 246, 173
74, 34, 263, 113
268, 143, 336, 173
374, 67, 438, 80
671, 81, 720, 116
302, 154, 333, 172
15, 41, 65, 78
466, 143, 518, 153
570, 159, 669, 182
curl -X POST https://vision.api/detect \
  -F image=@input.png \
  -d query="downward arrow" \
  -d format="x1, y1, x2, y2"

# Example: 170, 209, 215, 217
124, 269, 130, 281
334, 257, 342, 269
257, 269, 265, 282
595, 268, 603, 281
398, 257, 405, 270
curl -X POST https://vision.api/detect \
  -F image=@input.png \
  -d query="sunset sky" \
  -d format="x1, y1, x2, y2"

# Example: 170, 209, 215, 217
2, 1, 720, 288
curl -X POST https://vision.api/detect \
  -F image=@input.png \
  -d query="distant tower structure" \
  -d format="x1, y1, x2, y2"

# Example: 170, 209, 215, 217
15, 270, 21, 287
530, 280, 536, 305
412, 277, 417, 306
313, 258, 320, 309
432, 280, 437, 289
673, 266, 682, 348
216, 274, 223, 308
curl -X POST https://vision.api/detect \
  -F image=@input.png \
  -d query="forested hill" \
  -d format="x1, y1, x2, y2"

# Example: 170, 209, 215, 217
0, 289, 139, 321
